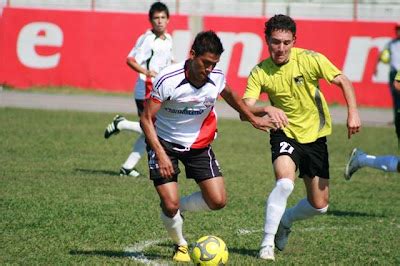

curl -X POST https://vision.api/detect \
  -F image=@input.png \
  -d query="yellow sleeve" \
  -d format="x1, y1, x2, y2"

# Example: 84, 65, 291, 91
307, 52, 341, 84
395, 70, 400, 81
243, 65, 262, 100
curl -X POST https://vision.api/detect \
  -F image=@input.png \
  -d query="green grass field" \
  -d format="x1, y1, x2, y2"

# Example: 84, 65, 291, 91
1, 107, 399, 265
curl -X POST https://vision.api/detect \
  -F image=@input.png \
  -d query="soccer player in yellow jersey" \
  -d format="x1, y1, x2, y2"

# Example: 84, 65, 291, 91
242, 15, 361, 261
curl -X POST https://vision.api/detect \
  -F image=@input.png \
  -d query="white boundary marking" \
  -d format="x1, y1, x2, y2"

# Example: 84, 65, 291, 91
124, 238, 169, 265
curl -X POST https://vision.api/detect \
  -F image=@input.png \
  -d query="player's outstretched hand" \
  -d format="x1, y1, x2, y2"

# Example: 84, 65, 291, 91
347, 109, 361, 139
250, 116, 278, 132
264, 106, 289, 129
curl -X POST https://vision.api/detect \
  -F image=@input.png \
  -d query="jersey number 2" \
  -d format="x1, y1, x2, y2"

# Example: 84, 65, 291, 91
280, 142, 294, 154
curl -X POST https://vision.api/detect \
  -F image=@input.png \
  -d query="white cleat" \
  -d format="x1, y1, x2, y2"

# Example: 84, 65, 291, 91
120, 167, 140, 177
259, 245, 275, 261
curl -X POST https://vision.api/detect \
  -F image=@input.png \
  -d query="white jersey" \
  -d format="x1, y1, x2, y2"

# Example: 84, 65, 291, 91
150, 61, 226, 149
388, 38, 400, 71
128, 29, 173, 99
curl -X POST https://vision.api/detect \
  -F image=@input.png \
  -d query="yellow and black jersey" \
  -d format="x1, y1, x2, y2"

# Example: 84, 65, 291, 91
244, 47, 341, 143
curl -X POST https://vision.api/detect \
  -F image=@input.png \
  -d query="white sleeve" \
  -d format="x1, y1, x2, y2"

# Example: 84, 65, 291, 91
219, 74, 227, 94
127, 34, 153, 65
151, 72, 171, 102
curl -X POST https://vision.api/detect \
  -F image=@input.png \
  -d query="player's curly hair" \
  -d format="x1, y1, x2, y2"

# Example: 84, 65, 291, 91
264, 14, 296, 41
191, 30, 224, 56
149, 2, 169, 20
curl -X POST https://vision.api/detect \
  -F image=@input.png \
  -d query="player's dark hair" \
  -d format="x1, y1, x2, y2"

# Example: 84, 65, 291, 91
264, 14, 296, 40
149, 2, 169, 20
191, 30, 224, 56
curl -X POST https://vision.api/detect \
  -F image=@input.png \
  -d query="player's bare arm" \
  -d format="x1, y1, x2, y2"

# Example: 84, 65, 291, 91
127, 57, 157, 77
140, 99, 174, 178
241, 98, 269, 117
394, 80, 400, 91
242, 98, 288, 129
220, 86, 277, 132
331, 74, 361, 138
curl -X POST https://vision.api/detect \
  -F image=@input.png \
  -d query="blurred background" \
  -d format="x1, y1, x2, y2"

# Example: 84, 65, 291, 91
0, 0, 399, 107
1, 0, 399, 21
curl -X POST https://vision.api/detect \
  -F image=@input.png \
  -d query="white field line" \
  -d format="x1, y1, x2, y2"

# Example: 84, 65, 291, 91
124, 238, 169, 266
236, 226, 363, 235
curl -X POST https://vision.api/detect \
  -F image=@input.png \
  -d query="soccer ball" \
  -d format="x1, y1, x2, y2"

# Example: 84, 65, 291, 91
380, 49, 390, 64
191, 235, 229, 265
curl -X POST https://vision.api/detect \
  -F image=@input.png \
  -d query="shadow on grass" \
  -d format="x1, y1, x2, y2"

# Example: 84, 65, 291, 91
69, 249, 168, 260
74, 168, 117, 176
328, 210, 384, 217
227, 247, 258, 258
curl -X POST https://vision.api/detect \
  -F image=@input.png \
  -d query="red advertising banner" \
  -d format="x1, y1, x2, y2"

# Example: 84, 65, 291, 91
0, 7, 188, 91
0, 7, 396, 107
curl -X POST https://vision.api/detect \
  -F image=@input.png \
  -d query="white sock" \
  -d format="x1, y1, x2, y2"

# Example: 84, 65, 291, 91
281, 198, 328, 228
160, 210, 187, 246
180, 191, 211, 212
261, 178, 294, 247
122, 135, 146, 169
117, 120, 142, 134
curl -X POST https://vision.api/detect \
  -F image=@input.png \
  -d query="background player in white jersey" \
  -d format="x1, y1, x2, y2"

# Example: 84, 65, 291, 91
375, 24, 400, 147
104, 2, 173, 177
140, 31, 278, 263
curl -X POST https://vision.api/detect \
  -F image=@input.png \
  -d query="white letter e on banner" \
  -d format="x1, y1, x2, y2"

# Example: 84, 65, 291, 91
17, 22, 63, 69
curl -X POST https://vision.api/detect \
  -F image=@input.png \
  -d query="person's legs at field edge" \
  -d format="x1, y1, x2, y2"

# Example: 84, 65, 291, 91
119, 99, 146, 176
259, 155, 295, 260
351, 150, 400, 173
104, 115, 142, 139
395, 104, 400, 149
120, 134, 146, 175
390, 69, 400, 148
157, 176, 226, 262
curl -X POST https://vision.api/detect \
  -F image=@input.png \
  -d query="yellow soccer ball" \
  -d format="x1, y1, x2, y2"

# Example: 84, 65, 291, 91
380, 49, 390, 64
191, 235, 229, 265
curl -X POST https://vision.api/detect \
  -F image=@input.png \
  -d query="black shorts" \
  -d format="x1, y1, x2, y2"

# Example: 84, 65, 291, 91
147, 138, 223, 186
270, 130, 329, 179
135, 99, 145, 117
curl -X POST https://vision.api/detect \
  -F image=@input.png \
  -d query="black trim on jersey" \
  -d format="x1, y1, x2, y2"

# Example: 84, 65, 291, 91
154, 68, 185, 91
175, 77, 216, 90
175, 79, 189, 89
315, 86, 326, 131
146, 50, 154, 70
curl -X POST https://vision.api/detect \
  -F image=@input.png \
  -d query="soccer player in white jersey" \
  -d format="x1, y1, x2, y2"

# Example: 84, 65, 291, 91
140, 31, 278, 262
104, 2, 173, 177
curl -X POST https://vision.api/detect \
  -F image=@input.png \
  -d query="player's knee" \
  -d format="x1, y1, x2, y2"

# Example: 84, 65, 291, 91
208, 196, 226, 210
276, 178, 294, 196
162, 201, 180, 217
